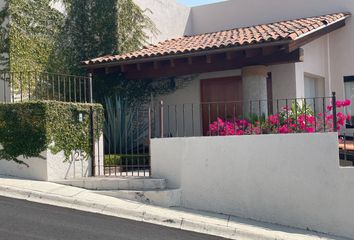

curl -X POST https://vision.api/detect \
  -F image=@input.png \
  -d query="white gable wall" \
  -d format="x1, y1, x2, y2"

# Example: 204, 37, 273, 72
133, 0, 192, 44
190, 0, 350, 35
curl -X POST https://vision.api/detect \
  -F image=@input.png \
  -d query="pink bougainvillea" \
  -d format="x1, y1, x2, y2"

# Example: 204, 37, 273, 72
209, 99, 351, 136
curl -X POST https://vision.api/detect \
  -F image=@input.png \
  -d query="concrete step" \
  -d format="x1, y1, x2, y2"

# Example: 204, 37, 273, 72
94, 189, 181, 207
52, 177, 166, 191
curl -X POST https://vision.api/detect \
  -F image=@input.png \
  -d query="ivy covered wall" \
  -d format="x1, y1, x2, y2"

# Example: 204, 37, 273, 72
0, 0, 156, 74
0, 101, 103, 165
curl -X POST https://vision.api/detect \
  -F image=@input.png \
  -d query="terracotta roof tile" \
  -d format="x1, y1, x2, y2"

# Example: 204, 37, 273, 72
83, 12, 350, 65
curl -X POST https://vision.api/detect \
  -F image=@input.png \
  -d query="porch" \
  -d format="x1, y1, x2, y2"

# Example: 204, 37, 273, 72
82, 13, 352, 175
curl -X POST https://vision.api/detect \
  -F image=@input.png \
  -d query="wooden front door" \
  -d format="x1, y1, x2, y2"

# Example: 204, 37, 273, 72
200, 76, 243, 135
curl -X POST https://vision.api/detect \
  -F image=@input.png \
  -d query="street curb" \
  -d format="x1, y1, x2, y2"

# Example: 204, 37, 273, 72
0, 185, 238, 239
0, 185, 348, 240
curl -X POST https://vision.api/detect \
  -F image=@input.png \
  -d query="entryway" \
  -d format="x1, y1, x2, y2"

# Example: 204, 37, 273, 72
200, 76, 243, 135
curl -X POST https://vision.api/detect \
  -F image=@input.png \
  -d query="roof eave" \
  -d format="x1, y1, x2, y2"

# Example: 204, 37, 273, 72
81, 40, 292, 69
82, 13, 351, 70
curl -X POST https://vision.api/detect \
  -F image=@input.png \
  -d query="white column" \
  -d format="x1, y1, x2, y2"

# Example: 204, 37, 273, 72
242, 65, 268, 117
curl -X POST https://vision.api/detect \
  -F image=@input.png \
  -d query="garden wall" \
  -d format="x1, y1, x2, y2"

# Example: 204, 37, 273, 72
151, 133, 354, 239
0, 136, 103, 181
0, 101, 104, 181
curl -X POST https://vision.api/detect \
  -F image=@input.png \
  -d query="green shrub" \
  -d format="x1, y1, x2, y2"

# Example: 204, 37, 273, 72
104, 154, 150, 166
0, 101, 103, 165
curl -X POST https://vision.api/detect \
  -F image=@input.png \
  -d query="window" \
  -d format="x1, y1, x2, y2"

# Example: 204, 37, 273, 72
304, 75, 325, 99
304, 74, 325, 113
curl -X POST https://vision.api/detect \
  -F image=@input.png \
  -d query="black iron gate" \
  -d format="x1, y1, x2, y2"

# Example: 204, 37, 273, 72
93, 97, 160, 177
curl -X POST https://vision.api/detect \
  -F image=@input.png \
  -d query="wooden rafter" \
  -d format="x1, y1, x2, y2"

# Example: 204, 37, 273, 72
118, 48, 304, 79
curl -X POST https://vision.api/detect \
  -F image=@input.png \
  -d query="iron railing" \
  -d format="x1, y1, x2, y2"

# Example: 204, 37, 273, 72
0, 71, 92, 103
93, 92, 353, 177
150, 94, 340, 138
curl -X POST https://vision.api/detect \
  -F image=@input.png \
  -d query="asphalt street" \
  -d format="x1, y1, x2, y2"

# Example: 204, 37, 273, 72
0, 196, 226, 240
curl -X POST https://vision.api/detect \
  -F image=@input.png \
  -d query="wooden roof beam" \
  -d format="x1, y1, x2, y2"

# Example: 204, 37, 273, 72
125, 48, 303, 79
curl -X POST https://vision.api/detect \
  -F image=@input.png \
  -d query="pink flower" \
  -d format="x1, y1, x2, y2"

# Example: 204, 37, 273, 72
334, 99, 352, 108
268, 115, 279, 125
236, 119, 248, 128
336, 100, 343, 108
337, 112, 346, 126
343, 99, 351, 107
236, 130, 245, 135
279, 125, 289, 134
327, 105, 333, 111
306, 115, 315, 125
306, 127, 315, 133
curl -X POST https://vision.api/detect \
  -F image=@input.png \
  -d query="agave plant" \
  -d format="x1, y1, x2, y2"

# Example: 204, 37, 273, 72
103, 95, 149, 155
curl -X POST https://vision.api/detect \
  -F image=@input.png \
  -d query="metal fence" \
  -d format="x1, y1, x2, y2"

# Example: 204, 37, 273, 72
94, 92, 354, 177
0, 71, 92, 103
152, 94, 340, 138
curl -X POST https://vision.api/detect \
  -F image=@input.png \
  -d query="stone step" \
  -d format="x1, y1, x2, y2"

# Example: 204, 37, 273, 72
52, 177, 166, 191
94, 189, 181, 207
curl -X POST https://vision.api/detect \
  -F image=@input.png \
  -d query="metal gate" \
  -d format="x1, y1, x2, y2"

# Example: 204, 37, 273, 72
94, 97, 162, 177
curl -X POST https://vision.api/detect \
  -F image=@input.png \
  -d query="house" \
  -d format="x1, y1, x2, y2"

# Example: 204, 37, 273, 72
2, 1, 354, 238
82, 0, 354, 137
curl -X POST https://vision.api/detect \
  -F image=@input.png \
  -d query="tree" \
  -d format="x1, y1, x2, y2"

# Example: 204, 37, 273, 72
55, 0, 157, 75
0, 0, 64, 73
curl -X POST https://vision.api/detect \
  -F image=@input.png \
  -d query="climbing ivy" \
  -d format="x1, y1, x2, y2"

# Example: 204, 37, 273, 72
56, 0, 158, 74
116, 0, 158, 54
0, 0, 157, 74
0, 0, 186, 104
4, 0, 65, 72
0, 101, 103, 165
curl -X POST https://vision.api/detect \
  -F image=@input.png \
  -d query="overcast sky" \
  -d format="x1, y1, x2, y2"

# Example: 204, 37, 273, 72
177, 0, 225, 7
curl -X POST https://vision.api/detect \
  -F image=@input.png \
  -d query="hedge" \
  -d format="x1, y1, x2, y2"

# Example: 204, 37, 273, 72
0, 101, 103, 165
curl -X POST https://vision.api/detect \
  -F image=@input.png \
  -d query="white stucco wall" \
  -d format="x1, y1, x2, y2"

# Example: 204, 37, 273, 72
133, 0, 192, 44
269, 63, 296, 99
190, 0, 350, 35
0, 151, 48, 181
0, 136, 104, 181
151, 133, 354, 239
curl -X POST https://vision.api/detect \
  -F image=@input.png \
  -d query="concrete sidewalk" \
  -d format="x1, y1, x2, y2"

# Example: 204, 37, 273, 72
0, 176, 349, 240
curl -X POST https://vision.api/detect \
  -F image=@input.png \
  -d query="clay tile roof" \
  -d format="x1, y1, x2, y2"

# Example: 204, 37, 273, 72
83, 12, 350, 66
